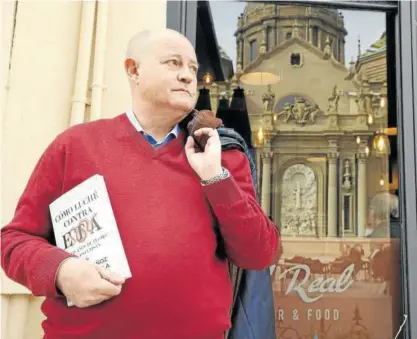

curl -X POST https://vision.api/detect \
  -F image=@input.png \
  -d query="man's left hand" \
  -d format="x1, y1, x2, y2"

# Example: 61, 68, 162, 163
185, 128, 223, 181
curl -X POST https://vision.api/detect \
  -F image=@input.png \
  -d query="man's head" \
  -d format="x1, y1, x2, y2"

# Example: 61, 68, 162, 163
124, 29, 198, 121
366, 192, 398, 234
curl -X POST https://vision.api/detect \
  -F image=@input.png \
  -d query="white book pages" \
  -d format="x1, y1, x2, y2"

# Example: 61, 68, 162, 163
49, 174, 132, 305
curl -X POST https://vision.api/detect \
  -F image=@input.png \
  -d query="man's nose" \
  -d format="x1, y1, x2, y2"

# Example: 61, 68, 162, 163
178, 67, 194, 83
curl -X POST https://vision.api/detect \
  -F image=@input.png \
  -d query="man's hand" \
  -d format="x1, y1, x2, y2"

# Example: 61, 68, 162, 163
56, 257, 125, 308
185, 128, 222, 181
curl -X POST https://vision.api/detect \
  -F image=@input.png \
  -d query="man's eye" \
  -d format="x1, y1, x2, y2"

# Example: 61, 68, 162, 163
190, 66, 198, 74
168, 59, 180, 66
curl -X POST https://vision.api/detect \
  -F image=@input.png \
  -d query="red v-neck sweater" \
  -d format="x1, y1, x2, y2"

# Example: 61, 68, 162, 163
1, 113, 279, 339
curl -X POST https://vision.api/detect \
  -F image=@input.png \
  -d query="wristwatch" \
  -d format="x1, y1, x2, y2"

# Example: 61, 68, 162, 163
201, 167, 230, 186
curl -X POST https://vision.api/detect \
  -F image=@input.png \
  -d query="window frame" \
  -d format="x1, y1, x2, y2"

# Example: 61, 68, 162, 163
167, 1, 417, 338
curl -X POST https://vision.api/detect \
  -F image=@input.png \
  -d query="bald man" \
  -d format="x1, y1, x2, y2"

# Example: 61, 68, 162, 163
1, 29, 280, 339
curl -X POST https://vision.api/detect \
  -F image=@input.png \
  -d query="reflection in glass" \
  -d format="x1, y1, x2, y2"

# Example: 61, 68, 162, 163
201, 2, 402, 338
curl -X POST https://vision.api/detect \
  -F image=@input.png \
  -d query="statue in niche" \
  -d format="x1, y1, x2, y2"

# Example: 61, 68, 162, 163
280, 164, 318, 236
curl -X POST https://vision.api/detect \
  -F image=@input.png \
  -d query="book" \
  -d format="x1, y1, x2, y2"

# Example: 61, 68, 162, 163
49, 174, 132, 305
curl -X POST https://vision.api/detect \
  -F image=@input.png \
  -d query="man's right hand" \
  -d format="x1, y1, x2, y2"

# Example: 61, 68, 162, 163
55, 257, 125, 308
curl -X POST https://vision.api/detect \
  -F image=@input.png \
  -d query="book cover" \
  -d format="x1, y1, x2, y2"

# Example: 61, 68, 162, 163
49, 174, 132, 301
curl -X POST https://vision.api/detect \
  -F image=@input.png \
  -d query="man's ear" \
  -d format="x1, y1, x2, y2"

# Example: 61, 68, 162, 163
124, 58, 139, 84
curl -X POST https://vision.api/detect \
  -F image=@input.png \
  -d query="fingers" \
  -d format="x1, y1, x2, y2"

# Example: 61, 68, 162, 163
184, 136, 196, 155
193, 127, 218, 137
96, 278, 123, 297
96, 266, 125, 285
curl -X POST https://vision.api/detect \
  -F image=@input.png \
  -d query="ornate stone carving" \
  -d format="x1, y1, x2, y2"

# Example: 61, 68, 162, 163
261, 151, 273, 161
260, 26, 267, 55
292, 19, 301, 38
323, 36, 333, 59
371, 94, 385, 118
259, 41, 267, 55
238, 15, 244, 29
263, 4, 275, 16
276, 100, 323, 125
329, 115, 339, 128
355, 88, 366, 113
327, 85, 340, 113
356, 152, 369, 163
342, 159, 352, 191
280, 164, 318, 236
262, 85, 276, 112
327, 152, 339, 163
236, 61, 243, 77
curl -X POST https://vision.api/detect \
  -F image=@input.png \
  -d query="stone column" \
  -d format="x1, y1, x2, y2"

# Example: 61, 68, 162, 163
327, 152, 338, 236
357, 153, 368, 236
261, 151, 273, 216
256, 148, 262, 198
309, 26, 313, 43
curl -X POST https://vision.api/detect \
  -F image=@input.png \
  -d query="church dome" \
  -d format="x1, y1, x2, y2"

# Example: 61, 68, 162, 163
236, 3, 347, 66
243, 2, 265, 15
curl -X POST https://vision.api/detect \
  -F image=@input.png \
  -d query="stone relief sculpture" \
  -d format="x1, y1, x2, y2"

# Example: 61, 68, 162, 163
276, 99, 323, 125
280, 164, 318, 236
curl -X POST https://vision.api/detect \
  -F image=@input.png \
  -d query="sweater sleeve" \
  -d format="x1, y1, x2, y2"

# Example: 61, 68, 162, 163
202, 149, 280, 270
1, 138, 74, 298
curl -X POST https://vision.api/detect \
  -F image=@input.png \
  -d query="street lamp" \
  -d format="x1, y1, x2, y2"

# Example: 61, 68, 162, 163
202, 72, 214, 87
372, 129, 391, 155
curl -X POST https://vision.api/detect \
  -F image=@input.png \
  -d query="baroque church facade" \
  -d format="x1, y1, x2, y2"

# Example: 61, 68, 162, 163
203, 3, 391, 239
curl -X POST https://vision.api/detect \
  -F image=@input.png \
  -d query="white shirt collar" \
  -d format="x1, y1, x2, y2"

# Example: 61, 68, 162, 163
125, 108, 180, 139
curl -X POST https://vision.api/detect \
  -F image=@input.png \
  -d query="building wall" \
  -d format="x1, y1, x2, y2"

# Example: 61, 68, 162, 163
243, 39, 353, 113
0, 1, 167, 338
229, 27, 388, 238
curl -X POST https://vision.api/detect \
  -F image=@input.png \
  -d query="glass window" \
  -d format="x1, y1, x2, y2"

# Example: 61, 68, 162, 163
312, 26, 319, 47
290, 53, 301, 66
249, 39, 257, 62
201, 2, 404, 338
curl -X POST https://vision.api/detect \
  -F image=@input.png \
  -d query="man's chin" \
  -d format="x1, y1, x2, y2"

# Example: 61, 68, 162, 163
170, 101, 195, 115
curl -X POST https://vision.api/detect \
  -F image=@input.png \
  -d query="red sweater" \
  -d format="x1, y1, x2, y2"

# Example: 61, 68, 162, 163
1, 113, 279, 339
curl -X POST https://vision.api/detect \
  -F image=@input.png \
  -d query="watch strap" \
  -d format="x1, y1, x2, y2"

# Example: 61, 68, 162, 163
201, 168, 230, 186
